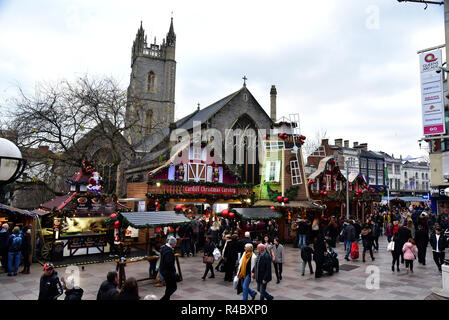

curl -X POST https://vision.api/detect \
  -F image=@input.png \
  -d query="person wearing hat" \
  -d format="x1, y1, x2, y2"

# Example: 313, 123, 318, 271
159, 236, 178, 300
430, 227, 447, 273
61, 275, 84, 300
38, 262, 63, 300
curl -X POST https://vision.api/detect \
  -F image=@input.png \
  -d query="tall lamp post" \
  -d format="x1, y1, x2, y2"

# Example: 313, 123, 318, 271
0, 138, 27, 186
345, 158, 355, 220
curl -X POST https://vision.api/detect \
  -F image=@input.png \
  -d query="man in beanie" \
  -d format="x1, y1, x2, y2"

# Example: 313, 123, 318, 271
38, 262, 63, 300
159, 236, 178, 300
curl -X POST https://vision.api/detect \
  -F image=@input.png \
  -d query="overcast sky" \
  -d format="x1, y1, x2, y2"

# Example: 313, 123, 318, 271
0, 0, 445, 159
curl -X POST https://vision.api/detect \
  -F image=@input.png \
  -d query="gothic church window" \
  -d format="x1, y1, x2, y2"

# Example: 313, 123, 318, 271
145, 110, 153, 134
147, 71, 156, 92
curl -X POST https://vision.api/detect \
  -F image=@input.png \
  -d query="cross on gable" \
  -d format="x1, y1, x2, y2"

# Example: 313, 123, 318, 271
242, 75, 247, 87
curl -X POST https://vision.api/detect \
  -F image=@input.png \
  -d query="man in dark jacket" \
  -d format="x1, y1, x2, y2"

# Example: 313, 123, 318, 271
252, 244, 273, 300
430, 227, 447, 272
300, 243, 314, 276
224, 234, 239, 282
38, 263, 63, 300
96, 270, 119, 300
239, 232, 253, 255
397, 224, 412, 264
414, 224, 429, 265
343, 220, 356, 261
159, 236, 178, 300
297, 218, 310, 250
313, 235, 326, 278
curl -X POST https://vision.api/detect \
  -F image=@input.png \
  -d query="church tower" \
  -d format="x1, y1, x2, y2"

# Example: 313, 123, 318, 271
126, 19, 176, 145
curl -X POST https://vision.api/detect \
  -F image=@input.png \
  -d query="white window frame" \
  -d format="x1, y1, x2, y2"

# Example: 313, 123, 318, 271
187, 163, 206, 182
326, 174, 331, 191
189, 146, 202, 160
290, 160, 302, 185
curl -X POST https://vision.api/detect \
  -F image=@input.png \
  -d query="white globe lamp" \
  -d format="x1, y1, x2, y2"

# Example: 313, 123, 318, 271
0, 138, 26, 184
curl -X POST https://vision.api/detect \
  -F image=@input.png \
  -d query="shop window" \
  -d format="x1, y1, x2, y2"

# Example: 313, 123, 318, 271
189, 146, 202, 160
326, 174, 331, 191
290, 160, 302, 185
266, 160, 280, 182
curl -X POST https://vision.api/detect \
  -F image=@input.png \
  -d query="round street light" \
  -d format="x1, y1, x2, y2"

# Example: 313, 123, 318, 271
0, 138, 27, 185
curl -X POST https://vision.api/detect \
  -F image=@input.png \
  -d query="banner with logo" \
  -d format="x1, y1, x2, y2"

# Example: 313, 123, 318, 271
420, 49, 446, 136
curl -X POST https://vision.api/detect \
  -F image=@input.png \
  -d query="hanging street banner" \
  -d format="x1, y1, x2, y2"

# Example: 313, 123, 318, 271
420, 49, 446, 136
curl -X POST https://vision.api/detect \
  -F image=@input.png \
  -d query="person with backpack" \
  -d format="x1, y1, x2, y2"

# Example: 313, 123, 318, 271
7, 226, 22, 276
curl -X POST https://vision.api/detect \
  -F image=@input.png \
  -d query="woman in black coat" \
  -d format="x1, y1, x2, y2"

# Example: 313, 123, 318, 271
313, 235, 326, 278
391, 232, 402, 272
361, 223, 375, 262
224, 234, 239, 282
414, 224, 429, 265
202, 237, 216, 280
20, 227, 32, 274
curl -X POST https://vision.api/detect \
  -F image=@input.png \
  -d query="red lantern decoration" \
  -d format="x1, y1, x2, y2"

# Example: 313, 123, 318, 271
222, 209, 229, 218
278, 133, 283, 138
323, 192, 327, 196
114, 220, 120, 228
270, 206, 275, 210
229, 212, 235, 219
175, 205, 182, 211
110, 213, 117, 219
277, 196, 283, 202
283, 197, 289, 203
283, 134, 288, 139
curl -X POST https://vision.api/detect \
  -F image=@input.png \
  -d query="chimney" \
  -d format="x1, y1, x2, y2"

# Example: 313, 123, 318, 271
360, 143, 368, 151
322, 139, 329, 146
344, 140, 349, 148
270, 85, 277, 121
334, 139, 343, 147
353, 142, 358, 148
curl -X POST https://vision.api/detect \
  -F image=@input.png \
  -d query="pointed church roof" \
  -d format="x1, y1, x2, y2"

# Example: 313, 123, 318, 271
176, 88, 243, 131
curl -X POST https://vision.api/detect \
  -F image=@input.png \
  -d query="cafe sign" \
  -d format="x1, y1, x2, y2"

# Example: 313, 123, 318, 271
183, 185, 237, 195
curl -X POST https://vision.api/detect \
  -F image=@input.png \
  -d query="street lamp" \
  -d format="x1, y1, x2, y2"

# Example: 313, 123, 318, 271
345, 158, 355, 220
0, 138, 27, 185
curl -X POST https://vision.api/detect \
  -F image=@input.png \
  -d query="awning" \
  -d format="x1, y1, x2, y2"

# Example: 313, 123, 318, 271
382, 196, 428, 202
120, 211, 192, 229
233, 207, 282, 220
253, 200, 324, 210
41, 194, 75, 211
0, 204, 34, 217
30, 209, 50, 217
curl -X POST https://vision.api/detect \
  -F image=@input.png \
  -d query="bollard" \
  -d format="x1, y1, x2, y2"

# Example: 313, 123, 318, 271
432, 263, 449, 298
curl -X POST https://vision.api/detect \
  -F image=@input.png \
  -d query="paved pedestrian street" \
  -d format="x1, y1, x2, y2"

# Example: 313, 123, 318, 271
0, 236, 445, 300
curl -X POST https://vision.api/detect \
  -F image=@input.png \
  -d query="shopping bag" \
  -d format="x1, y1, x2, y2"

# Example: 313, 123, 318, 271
386, 241, 393, 252
213, 247, 222, 261
233, 275, 239, 289
350, 242, 359, 259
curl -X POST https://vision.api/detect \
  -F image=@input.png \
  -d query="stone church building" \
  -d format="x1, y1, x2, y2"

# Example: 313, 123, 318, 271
124, 18, 278, 190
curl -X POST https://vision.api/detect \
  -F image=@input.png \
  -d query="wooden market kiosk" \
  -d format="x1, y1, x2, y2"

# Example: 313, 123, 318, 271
114, 210, 192, 288
126, 142, 254, 226
34, 162, 129, 262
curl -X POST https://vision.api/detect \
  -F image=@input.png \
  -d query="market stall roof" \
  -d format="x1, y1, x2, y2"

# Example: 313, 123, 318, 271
41, 194, 75, 211
30, 208, 50, 216
253, 200, 324, 210
308, 156, 344, 181
382, 196, 427, 202
120, 211, 192, 229
233, 207, 282, 220
0, 203, 34, 217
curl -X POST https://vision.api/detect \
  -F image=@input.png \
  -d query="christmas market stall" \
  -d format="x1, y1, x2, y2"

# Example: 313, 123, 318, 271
143, 142, 254, 218
112, 210, 192, 288
253, 118, 323, 242
308, 156, 382, 222
33, 161, 130, 263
